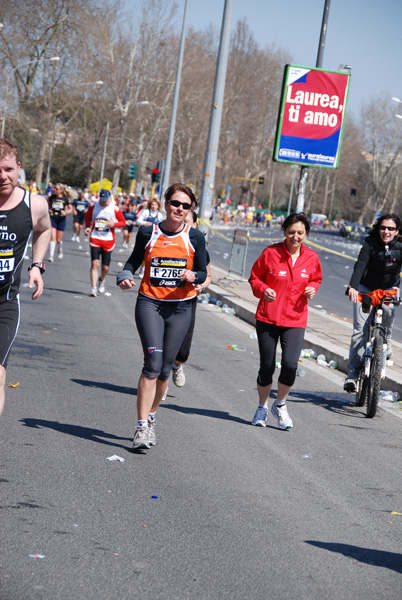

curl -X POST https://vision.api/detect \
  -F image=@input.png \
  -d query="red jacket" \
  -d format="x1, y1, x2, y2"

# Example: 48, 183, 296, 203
249, 241, 322, 327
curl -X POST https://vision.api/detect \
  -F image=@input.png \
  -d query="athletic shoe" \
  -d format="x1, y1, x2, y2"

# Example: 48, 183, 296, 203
76, 237, 81, 243
71, 234, 77, 241
161, 386, 168, 401
251, 406, 268, 427
58, 249, 63, 259
90, 287, 97, 297
132, 425, 150, 450
48, 256, 54, 263
122, 242, 128, 249
271, 402, 293, 430
172, 365, 186, 387
343, 377, 356, 393
147, 420, 156, 446
98, 280, 105, 294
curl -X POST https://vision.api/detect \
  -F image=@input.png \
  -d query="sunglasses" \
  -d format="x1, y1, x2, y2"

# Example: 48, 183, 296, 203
379, 225, 397, 231
167, 199, 192, 210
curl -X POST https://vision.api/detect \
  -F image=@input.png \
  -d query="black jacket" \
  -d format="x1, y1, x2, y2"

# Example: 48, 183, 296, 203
348, 234, 402, 292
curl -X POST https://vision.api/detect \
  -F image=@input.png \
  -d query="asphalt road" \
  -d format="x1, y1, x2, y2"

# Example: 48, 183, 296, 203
207, 226, 402, 343
1, 231, 402, 599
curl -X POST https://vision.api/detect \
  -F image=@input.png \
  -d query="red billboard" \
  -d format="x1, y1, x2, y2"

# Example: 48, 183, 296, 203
274, 65, 351, 168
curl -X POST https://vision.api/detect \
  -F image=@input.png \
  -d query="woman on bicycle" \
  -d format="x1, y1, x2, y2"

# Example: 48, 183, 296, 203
117, 184, 207, 450
344, 213, 402, 392
249, 213, 322, 430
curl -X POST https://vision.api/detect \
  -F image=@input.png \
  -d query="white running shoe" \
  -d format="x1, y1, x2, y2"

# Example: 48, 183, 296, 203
98, 280, 105, 294
90, 287, 97, 297
172, 365, 186, 387
132, 426, 150, 450
271, 402, 293, 430
71, 234, 77, 241
48, 256, 54, 263
147, 420, 156, 446
76, 237, 81, 243
58, 249, 63, 259
251, 406, 268, 427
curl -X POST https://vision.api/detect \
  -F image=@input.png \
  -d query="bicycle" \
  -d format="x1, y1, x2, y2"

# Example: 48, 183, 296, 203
355, 289, 401, 418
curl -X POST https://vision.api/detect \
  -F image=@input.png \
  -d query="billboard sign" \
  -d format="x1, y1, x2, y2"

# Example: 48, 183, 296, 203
273, 64, 351, 169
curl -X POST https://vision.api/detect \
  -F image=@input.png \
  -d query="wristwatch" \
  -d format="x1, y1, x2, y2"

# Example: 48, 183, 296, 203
28, 262, 46, 274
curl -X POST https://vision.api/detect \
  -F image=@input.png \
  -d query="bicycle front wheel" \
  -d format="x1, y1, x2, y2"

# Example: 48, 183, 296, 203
366, 330, 383, 418
356, 370, 368, 407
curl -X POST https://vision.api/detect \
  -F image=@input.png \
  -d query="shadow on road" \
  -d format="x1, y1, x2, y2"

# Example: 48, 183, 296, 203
305, 540, 402, 574
289, 390, 366, 419
19, 418, 131, 449
71, 379, 137, 396
163, 403, 249, 425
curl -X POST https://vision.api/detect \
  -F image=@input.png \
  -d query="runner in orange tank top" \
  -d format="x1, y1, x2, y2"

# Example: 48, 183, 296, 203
117, 183, 207, 450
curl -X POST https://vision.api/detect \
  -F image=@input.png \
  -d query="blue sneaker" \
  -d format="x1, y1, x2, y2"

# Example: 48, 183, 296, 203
251, 406, 268, 427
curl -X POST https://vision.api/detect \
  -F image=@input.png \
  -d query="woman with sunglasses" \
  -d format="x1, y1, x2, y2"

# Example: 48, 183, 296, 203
117, 183, 207, 450
344, 213, 402, 392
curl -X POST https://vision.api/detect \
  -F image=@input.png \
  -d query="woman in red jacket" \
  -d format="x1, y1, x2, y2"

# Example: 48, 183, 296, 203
249, 213, 322, 430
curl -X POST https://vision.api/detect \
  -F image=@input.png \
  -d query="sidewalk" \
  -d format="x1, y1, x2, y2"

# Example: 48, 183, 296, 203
208, 265, 402, 395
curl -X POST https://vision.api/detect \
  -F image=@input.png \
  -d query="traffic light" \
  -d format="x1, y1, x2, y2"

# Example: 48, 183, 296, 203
151, 168, 159, 184
128, 163, 136, 179
351, 188, 357, 197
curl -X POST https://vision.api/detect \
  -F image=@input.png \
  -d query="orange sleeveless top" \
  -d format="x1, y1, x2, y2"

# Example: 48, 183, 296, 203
139, 223, 196, 301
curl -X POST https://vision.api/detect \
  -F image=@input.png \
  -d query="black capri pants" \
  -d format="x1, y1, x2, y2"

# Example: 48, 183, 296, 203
175, 299, 197, 363
0, 298, 20, 368
256, 321, 305, 387
135, 294, 193, 381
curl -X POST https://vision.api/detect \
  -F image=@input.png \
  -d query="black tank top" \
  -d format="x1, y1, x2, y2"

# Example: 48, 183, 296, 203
0, 191, 33, 301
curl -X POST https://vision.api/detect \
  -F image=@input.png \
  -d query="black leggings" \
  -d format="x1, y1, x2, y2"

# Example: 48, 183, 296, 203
256, 321, 305, 387
175, 299, 197, 363
135, 294, 193, 381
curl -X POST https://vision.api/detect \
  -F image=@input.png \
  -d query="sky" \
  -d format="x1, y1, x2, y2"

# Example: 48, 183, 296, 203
174, 0, 402, 119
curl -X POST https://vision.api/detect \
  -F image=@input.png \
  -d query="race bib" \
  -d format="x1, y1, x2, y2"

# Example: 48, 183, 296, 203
52, 200, 64, 211
149, 257, 187, 287
95, 219, 110, 232
0, 256, 15, 272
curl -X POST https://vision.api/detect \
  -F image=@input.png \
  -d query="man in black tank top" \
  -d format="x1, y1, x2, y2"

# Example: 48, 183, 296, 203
0, 138, 51, 417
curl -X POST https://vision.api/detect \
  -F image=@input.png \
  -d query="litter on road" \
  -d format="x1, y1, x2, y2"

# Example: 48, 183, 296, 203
106, 455, 125, 462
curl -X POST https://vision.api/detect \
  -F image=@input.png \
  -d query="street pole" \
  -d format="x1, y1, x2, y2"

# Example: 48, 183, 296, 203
287, 165, 297, 215
99, 121, 109, 192
198, 0, 234, 237
295, 0, 331, 213
161, 0, 189, 200
45, 131, 55, 190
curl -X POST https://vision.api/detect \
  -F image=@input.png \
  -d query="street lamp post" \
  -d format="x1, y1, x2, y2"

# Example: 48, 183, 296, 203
392, 97, 402, 119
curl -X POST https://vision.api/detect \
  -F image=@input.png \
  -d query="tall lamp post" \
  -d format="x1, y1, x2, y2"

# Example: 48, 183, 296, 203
198, 0, 234, 237
392, 97, 402, 119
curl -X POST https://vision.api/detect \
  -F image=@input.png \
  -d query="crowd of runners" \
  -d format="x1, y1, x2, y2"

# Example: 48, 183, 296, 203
1, 136, 402, 454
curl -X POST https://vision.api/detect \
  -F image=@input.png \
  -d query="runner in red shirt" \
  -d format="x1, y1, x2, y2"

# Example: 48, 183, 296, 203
85, 189, 125, 297
249, 212, 322, 430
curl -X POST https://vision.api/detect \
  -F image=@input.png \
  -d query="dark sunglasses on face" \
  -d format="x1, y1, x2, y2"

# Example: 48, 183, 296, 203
167, 199, 192, 210
380, 225, 397, 231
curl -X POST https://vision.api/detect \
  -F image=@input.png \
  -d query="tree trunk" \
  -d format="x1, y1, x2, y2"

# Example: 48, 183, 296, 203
35, 130, 51, 187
